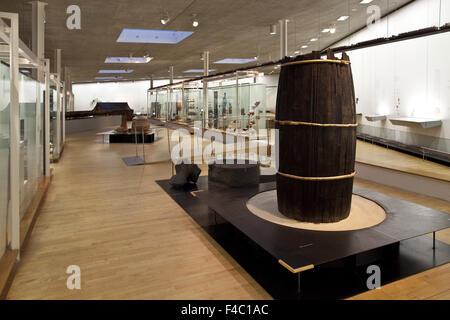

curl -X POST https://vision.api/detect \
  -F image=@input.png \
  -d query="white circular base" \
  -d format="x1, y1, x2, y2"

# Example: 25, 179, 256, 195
246, 190, 386, 231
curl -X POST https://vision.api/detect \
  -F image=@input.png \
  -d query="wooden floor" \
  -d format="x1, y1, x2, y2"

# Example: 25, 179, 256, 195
356, 140, 450, 182
6, 128, 449, 299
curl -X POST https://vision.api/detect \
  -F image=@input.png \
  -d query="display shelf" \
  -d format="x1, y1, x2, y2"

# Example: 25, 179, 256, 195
365, 114, 387, 122
389, 117, 442, 129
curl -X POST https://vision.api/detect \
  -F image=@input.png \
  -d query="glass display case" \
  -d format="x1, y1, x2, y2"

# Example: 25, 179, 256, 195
157, 89, 169, 121
170, 87, 183, 122
0, 62, 10, 258
207, 82, 266, 132
147, 90, 159, 118
146, 72, 267, 134
184, 86, 203, 124
19, 72, 44, 219
49, 87, 57, 159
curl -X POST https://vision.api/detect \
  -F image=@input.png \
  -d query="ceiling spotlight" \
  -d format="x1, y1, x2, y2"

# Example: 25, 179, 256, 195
330, 25, 336, 34
269, 24, 277, 35
160, 13, 170, 25
192, 14, 199, 27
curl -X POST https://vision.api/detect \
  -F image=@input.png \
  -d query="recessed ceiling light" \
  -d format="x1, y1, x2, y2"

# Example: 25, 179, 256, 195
116, 29, 194, 44
214, 58, 258, 64
310, 38, 318, 42
360, 0, 373, 4
322, 28, 330, 33
184, 69, 216, 73
105, 57, 153, 63
95, 76, 123, 80
294, 50, 300, 54
301, 45, 308, 49
98, 69, 134, 74
330, 26, 336, 34
337, 16, 349, 21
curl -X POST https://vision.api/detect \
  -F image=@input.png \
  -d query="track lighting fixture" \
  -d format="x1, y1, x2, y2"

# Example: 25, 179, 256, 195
192, 14, 199, 27
160, 13, 170, 25
269, 24, 277, 35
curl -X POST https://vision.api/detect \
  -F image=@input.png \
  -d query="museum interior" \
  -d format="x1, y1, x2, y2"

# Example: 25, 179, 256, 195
0, 0, 449, 301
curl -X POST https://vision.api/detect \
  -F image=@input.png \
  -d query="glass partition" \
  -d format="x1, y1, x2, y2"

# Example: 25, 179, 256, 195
207, 82, 267, 132
184, 87, 203, 124
60, 91, 64, 147
171, 87, 183, 122
0, 62, 10, 259
148, 91, 157, 117
19, 73, 44, 219
157, 89, 168, 121
238, 83, 267, 131
50, 88, 57, 159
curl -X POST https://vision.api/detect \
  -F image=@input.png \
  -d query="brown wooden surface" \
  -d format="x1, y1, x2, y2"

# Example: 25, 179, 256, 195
276, 51, 356, 222
20, 173, 53, 247
0, 250, 18, 298
5, 129, 449, 300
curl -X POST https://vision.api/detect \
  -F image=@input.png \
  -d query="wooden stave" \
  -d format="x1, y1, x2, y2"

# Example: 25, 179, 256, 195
275, 51, 356, 222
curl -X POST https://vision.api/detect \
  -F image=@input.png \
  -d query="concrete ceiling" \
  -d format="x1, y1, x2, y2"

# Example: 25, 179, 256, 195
1, 0, 413, 83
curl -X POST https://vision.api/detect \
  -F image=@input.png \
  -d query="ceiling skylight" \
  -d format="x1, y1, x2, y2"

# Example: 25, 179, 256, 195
95, 76, 124, 80
214, 58, 257, 64
105, 57, 153, 64
184, 69, 216, 73
116, 29, 194, 44
98, 69, 134, 74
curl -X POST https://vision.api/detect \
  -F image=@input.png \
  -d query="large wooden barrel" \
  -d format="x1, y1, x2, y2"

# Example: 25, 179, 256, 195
276, 50, 357, 223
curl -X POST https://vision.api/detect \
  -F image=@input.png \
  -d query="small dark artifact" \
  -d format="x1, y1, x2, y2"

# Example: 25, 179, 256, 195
169, 162, 202, 188
276, 50, 357, 223
209, 159, 259, 188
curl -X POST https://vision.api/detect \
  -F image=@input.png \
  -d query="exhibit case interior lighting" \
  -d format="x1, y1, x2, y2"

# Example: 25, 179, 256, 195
147, 71, 269, 133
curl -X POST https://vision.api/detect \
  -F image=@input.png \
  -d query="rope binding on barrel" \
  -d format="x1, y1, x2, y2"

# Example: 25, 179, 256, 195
282, 59, 351, 67
275, 120, 358, 127
278, 171, 356, 181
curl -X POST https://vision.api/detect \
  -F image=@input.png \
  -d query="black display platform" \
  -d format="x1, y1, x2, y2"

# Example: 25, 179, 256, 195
108, 131, 155, 143
157, 176, 450, 299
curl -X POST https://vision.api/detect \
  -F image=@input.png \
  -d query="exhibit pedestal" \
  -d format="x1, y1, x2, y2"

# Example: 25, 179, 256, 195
157, 176, 450, 299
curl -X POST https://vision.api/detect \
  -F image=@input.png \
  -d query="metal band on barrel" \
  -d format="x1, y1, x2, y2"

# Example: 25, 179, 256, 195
276, 120, 358, 127
278, 171, 356, 181
281, 59, 351, 67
